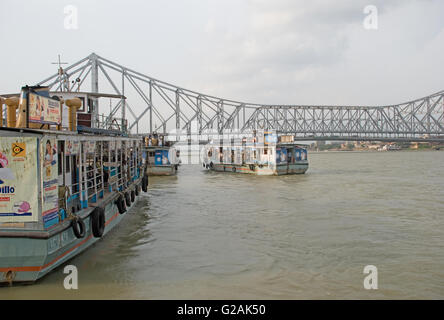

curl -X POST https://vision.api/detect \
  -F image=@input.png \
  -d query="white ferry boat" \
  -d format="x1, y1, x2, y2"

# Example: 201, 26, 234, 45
0, 85, 149, 285
143, 133, 180, 176
202, 131, 308, 175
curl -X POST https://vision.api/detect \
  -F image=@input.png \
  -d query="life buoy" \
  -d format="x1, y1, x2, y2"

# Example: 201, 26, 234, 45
125, 192, 131, 207
142, 174, 148, 192
115, 194, 126, 214
131, 189, 135, 202
91, 206, 105, 238
71, 216, 85, 239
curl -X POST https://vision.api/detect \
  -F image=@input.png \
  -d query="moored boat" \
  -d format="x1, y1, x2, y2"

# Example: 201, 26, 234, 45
143, 133, 180, 176
0, 85, 149, 285
202, 131, 308, 175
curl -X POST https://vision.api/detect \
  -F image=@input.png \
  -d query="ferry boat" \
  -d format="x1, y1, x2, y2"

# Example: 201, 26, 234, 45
0, 85, 149, 285
202, 131, 309, 175
143, 133, 180, 176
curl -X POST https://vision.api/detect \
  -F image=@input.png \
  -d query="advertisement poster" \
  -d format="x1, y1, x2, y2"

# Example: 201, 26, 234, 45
295, 148, 307, 161
65, 140, 80, 155
86, 141, 96, 154
28, 92, 61, 125
0, 137, 39, 222
264, 132, 277, 145
41, 137, 59, 227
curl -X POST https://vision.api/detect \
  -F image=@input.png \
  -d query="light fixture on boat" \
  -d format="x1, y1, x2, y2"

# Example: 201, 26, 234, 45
65, 98, 82, 131
5, 97, 19, 128
0, 97, 4, 127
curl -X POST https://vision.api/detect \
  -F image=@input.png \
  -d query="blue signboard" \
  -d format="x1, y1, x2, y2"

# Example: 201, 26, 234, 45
280, 148, 287, 163
294, 148, 307, 161
154, 149, 170, 165
276, 148, 287, 163
301, 149, 307, 161
154, 150, 163, 165
295, 148, 302, 161
265, 133, 277, 144
162, 150, 170, 165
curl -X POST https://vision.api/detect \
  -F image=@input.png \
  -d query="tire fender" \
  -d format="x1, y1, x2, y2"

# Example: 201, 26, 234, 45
71, 216, 86, 239
115, 194, 126, 214
91, 207, 105, 238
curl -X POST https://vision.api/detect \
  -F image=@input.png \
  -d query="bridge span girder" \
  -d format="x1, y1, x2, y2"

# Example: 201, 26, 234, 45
36, 53, 444, 142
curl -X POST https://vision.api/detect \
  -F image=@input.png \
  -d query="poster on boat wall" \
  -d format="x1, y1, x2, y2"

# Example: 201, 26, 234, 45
86, 141, 96, 154
0, 137, 39, 223
28, 93, 61, 125
295, 148, 307, 161
41, 137, 59, 227
66, 140, 80, 155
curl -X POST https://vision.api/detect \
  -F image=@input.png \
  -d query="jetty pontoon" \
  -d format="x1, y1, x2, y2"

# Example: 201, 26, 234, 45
0, 85, 149, 285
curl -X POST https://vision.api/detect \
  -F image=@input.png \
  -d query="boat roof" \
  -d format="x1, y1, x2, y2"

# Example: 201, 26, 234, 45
0, 91, 126, 99
0, 126, 139, 141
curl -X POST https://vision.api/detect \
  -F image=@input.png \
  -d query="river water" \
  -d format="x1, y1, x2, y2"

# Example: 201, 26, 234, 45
1, 151, 444, 299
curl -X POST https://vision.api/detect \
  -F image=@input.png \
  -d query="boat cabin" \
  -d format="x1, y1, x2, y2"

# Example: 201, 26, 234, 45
0, 86, 143, 231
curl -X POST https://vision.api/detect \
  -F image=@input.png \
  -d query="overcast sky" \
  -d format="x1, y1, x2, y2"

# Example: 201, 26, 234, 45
1, 0, 443, 108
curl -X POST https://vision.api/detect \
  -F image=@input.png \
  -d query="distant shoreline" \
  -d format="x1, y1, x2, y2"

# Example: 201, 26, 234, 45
309, 149, 443, 153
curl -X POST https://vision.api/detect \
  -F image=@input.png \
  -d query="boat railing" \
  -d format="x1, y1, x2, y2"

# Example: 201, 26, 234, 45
96, 114, 128, 133
57, 140, 142, 221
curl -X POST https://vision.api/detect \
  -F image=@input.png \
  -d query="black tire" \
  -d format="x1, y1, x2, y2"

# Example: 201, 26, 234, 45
71, 216, 85, 239
131, 189, 135, 202
209, 162, 214, 169
232, 167, 236, 173
91, 207, 105, 238
115, 194, 126, 214
125, 192, 131, 207
142, 174, 148, 192
135, 184, 139, 196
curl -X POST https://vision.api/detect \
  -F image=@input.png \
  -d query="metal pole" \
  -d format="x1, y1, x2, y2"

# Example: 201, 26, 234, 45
121, 71, 126, 132
149, 81, 153, 134
91, 55, 99, 128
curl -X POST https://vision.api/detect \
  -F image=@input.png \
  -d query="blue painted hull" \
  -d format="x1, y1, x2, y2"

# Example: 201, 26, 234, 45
0, 190, 142, 285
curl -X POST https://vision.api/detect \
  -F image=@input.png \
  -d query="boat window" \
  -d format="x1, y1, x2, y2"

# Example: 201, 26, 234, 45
57, 141, 63, 176
264, 148, 268, 155
65, 155, 71, 173
58, 152, 63, 175
287, 149, 292, 163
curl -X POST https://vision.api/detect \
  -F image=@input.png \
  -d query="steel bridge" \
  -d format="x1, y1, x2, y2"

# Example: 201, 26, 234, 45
37, 53, 444, 142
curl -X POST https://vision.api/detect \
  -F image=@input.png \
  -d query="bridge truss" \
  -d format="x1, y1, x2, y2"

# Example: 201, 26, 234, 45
37, 53, 444, 142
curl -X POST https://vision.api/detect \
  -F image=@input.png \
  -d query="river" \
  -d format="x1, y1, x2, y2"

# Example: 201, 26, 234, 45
1, 150, 444, 299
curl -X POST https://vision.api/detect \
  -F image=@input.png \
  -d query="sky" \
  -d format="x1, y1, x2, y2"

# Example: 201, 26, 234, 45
1, 0, 443, 110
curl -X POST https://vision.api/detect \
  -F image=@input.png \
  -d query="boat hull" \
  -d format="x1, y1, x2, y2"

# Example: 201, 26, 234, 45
147, 165, 177, 176
0, 188, 142, 285
208, 162, 308, 175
